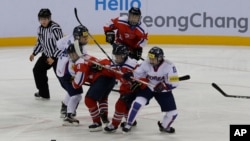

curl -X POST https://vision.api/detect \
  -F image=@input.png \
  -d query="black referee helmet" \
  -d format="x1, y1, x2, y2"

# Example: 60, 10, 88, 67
38, 8, 51, 18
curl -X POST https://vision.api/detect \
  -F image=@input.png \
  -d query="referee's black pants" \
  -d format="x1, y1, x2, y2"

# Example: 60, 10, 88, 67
33, 54, 64, 98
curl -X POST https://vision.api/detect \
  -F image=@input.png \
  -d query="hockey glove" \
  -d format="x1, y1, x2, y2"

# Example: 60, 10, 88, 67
129, 47, 142, 61
122, 72, 133, 81
105, 31, 115, 44
154, 82, 168, 93
130, 81, 142, 92
90, 64, 103, 72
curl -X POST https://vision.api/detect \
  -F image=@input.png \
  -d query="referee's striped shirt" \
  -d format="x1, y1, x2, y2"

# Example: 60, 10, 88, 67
33, 21, 63, 58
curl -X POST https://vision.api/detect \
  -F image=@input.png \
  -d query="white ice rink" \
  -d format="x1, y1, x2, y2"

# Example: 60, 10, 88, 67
0, 44, 250, 141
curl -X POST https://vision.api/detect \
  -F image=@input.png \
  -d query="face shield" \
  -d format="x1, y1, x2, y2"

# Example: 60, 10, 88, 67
112, 54, 126, 65
128, 14, 141, 26
148, 53, 162, 67
78, 35, 89, 46
74, 30, 89, 46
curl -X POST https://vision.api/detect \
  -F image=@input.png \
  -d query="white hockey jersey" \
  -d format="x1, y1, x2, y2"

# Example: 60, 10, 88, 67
67, 58, 85, 89
56, 34, 87, 77
133, 59, 179, 92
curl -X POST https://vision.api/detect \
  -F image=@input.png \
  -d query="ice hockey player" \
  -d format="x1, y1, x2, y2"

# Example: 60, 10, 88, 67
122, 46, 179, 133
60, 44, 87, 126
83, 56, 116, 132
103, 7, 148, 61
99, 43, 147, 133
56, 25, 89, 118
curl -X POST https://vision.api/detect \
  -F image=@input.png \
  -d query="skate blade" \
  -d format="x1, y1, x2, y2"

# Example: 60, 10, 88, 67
89, 127, 103, 132
62, 122, 79, 126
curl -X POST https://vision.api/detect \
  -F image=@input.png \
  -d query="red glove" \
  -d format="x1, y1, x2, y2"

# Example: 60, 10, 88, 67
153, 82, 168, 92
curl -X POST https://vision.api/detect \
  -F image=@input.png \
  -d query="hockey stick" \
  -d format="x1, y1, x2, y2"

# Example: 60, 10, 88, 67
83, 83, 120, 92
83, 75, 190, 93
74, 38, 189, 86
179, 75, 190, 81
211, 83, 250, 99
73, 40, 152, 88
85, 59, 154, 87
84, 58, 189, 87
74, 8, 116, 66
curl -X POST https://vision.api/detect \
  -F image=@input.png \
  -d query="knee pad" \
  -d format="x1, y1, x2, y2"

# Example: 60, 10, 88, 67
134, 96, 147, 107
126, 97, 147, 125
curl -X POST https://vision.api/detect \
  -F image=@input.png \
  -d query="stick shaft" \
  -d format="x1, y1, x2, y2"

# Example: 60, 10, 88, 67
179, 75, 190, 81
74, 8, 115, 65
212, 83, 250, 99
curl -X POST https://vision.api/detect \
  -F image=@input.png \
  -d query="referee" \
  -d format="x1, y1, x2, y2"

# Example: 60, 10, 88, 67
29, 8, 64, 99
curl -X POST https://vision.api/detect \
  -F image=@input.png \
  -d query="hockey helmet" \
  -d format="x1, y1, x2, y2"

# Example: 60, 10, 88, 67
67, 44, 76, 54
38, 8, 51, 18
67, 44, 81, 62
112, 43, 129, 55
128, 7, 141, 25
148, 46, 164, 66
112, 43, 128, 64
73, 25, 89, 40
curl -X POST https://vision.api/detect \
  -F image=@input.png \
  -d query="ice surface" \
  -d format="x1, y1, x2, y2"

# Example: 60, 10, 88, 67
0, 45, 249, 141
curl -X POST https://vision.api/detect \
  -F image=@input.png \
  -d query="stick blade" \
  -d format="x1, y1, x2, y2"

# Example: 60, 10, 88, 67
211, 83, 228, 97
74, 7, 77, 14
179, 75, 190, 81
73, 40, 83, 56
212, 83, 250, 99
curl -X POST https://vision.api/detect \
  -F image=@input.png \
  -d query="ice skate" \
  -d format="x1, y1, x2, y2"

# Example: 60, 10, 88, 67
88, 122, 102, 132
104, 124, 117, 133
120, 120, 137, 128
122, 124, 132, 133
72, 111, 77, 117
62, 114, 79, 126
60, 102, 67, 118
157, 121, 175, 133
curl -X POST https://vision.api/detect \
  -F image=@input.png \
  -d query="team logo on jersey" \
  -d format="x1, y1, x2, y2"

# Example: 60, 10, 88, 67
124, 33, 136, 39
146, 75, 164, 81
124, 33, 130, 38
